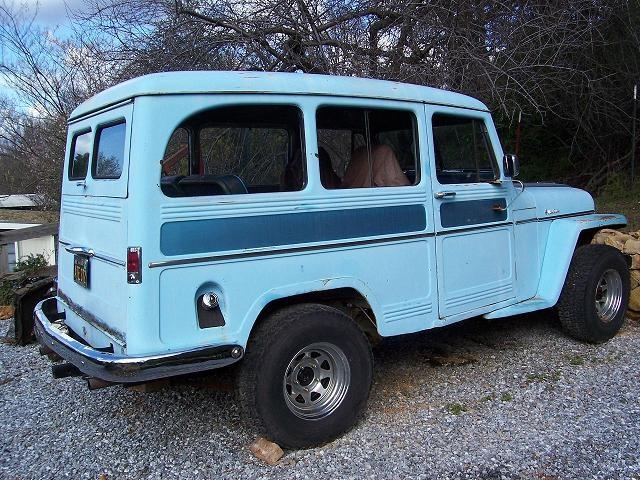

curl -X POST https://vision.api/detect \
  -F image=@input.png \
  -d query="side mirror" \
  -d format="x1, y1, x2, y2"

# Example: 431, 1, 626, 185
503, 154, 520, 178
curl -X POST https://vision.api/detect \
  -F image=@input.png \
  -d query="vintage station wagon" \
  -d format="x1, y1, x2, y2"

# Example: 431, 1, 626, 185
35, 71, 630, 448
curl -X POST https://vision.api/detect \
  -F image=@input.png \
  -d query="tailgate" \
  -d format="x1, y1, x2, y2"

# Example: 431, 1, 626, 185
58, 102, 132, 346
58, 196, 128, 345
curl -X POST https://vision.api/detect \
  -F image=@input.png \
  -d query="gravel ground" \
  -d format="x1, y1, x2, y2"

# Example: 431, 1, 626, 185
1, 313, 639, 480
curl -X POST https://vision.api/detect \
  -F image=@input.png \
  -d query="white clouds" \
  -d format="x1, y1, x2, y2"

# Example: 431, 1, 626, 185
30, 0, 87, 27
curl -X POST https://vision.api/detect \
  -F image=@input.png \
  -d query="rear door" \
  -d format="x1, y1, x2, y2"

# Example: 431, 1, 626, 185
58, 103, 132, 345
426, 106, 516, 319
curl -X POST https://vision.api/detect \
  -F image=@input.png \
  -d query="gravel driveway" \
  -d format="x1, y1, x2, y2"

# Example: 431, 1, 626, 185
1, 313, 639, 479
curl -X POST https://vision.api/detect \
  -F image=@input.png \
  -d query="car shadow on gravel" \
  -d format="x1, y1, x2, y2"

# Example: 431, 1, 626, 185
365, 309, 639, 419
167, 311, 566, 426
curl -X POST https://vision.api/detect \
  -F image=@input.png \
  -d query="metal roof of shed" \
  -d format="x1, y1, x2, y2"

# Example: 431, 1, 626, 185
0, 194, 39, 209
70, 71, 489, 121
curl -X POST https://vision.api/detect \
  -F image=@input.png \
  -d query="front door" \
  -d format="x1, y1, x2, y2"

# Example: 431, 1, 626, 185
426, 106, 516, 319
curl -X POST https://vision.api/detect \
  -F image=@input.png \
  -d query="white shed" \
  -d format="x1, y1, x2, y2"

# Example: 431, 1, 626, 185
0, 222, 57, 273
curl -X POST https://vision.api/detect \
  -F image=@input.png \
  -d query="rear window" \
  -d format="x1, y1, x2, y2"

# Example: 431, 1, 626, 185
68, 130, 91, 180
92, 121, 126, 179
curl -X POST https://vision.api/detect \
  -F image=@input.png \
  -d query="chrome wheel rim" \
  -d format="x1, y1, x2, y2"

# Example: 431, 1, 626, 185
283, 342, 350, 420
595, 269, 623, 323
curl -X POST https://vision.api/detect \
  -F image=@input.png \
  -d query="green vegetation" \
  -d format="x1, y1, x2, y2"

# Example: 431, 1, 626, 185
595, 176, 640, 232
568, 354, 585, 366
525, 371, 561, 384
500, 392, 513, 402
14, 254, 49, 273
445, 403, 468, 415
0, 253, 49, 305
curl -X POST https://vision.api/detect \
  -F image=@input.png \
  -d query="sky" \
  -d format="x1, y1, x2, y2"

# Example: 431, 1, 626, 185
30, 0, 84, 28
1, 1, 81, 102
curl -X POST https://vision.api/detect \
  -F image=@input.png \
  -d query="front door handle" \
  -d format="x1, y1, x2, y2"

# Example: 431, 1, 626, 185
434, 191, 457, 199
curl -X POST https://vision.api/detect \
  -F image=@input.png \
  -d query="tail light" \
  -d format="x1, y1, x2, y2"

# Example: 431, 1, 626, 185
127, 247, 142, 284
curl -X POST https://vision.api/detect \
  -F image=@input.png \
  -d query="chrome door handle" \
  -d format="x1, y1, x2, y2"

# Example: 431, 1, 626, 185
434, 191, 457, 199
65, 246, 95, 257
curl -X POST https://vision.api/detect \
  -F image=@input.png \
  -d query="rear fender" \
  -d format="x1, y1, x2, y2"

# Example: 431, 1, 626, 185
240, 277, 381, 346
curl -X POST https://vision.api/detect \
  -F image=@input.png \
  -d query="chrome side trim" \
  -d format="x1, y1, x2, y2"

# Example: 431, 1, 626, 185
34, 297, 243, 383
62, 244, 125, 266
514, 210, 596, 225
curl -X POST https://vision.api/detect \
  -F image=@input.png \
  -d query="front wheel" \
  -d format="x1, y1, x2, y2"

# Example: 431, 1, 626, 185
235, 304, 373, 449
558, 244, 630, 343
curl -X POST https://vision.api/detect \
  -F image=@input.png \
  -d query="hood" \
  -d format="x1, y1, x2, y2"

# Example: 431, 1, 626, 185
512, 183, 595, 219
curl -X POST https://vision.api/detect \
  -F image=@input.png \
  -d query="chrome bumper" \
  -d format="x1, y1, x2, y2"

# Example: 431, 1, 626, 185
34, 296, 244, 383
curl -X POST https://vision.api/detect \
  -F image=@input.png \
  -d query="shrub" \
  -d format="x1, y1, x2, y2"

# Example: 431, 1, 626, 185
0, 253, 50, 305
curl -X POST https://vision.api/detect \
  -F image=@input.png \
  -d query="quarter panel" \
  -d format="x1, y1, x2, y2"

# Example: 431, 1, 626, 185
158, 237, 436, 348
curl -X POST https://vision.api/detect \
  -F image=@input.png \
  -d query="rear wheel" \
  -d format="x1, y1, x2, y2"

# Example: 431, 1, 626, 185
235, 303, 373, 449
558, 244, 630, 343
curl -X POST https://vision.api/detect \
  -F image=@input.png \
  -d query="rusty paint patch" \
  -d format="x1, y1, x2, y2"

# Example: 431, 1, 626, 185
57, 290, 126, 345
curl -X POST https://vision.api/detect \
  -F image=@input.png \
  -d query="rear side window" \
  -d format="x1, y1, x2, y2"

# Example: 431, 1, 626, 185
162, 127, 189, 176
93, 121, 126, 179
161, 105, 304, 197
316, 107, 419, 189
68, 130, 91, 180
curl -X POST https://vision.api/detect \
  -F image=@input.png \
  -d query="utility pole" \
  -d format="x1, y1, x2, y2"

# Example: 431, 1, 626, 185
514, 110, 522, 157
632, 83, 637, 184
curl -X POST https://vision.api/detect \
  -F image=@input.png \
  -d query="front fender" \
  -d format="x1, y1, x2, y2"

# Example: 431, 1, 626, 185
537, 214, 627, 306
485, 213, 626, 319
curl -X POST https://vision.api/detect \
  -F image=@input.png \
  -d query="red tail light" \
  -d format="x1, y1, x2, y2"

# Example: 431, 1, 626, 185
127, 247, 142, 284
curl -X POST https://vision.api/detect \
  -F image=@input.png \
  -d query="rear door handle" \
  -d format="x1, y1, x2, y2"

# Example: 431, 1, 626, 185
434, 191, 456, 199
65, 246, 95, 257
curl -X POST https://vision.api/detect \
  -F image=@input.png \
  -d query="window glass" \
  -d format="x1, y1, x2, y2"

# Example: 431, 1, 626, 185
162, 128, 189, 177
432, 114, 497, 184
93, 122, 126, 179
316, 107, 418, 189
161, 105, 303, 197
199, 127, 288, 186
69, 130, 91, 180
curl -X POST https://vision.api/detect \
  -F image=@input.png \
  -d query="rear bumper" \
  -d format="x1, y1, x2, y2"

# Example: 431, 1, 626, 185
34, 296, 244, 383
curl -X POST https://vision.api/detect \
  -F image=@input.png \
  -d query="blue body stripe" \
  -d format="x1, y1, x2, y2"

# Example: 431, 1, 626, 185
440, 198, 507, 228
160, 204, 427, 256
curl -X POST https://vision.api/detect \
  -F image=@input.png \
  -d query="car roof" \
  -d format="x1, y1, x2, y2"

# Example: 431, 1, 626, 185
69, 71, 489, 121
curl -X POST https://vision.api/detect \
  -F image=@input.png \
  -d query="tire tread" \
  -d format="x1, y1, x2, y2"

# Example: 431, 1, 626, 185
557, 243, 629, 343
234, 303, 373, 448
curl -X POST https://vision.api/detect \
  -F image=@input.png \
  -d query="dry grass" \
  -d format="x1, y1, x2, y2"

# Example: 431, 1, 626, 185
0, 209, 59, 224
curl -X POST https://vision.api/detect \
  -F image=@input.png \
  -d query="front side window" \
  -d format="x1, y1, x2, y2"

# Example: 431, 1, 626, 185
161, 105, 304, 197
68, 130, 91, 180
316, 107, 419, 189
432, 114, 497, 184
93, 121, 126, 179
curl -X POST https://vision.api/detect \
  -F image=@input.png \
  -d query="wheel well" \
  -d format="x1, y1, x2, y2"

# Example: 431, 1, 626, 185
575, 227, 632, 268
576, 228, 599, 247
251, 288, 379, 342
575, 226, 624, 248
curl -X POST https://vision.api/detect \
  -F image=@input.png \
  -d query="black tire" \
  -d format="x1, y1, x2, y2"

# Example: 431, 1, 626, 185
235, 303, 373, 449
557, 244, 630, 343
